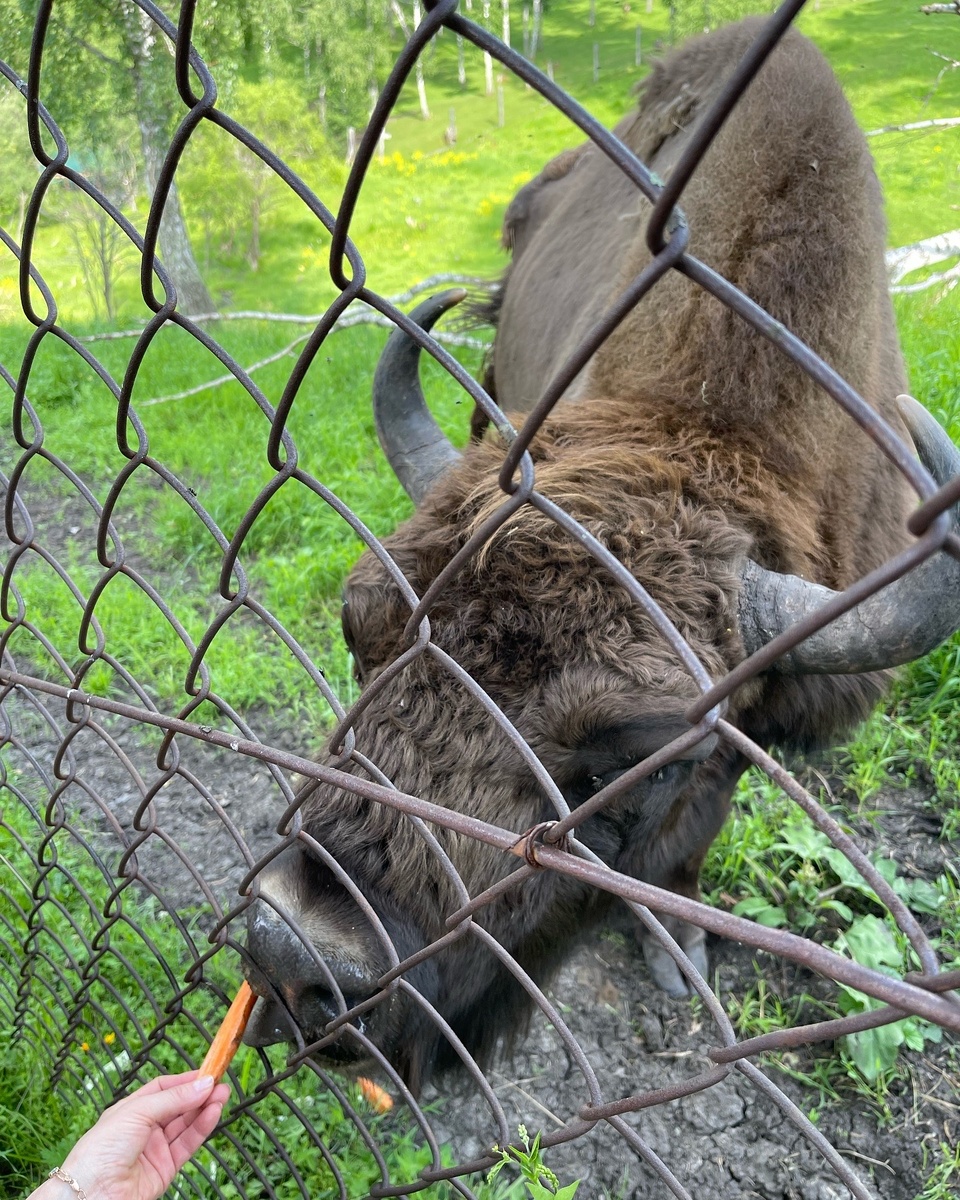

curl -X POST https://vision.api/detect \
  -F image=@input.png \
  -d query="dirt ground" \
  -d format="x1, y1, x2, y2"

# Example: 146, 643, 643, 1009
5, 688, 957, 1200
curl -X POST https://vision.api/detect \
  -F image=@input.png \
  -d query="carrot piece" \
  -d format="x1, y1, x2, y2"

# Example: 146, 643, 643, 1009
199, 981, 257, 1082
358, 1076, 394, 1113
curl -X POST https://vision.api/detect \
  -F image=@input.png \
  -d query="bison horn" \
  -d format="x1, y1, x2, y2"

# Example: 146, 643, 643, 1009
739, 394, 960, 674
373, 289, 465, 504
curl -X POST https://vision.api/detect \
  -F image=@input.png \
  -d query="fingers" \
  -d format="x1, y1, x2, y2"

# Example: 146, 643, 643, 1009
168, 1098, 226, 1169
117, 1074, 221, 1128
151, 1070, 210, 1092
163, 1084, 231, 1144
106, 1070, 205, 1113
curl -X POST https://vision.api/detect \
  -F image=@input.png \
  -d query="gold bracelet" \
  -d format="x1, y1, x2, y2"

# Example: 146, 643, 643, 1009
48, 1167, 87, 1200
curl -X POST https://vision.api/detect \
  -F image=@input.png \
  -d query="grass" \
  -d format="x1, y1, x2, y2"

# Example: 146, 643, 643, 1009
0, 314, 483, 725
3, 0, 959, 727
703, 770, 956, 1086
2, 0, 960, 1196
840, 283, 960, 836
916, 1141, 960, 1200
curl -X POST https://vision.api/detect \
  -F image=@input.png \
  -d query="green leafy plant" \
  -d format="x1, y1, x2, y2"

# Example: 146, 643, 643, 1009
833, 915, 943, 1087
707, 769, 957, 1100
488, 1126, 580, 1200
728, 812, 947, 934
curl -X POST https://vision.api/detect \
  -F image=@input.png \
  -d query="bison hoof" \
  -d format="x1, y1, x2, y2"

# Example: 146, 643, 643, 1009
639, 923, 708, 998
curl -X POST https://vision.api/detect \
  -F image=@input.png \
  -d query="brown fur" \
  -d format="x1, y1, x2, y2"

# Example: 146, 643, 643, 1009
245, 20, 912, 1092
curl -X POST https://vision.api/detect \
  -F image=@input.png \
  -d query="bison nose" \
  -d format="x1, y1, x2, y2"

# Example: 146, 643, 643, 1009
242, 995, 298, 1047
241, 977, 376, 1049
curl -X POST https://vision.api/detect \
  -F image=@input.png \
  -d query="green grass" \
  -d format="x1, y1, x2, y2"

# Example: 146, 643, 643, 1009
703, 771, 956, 1071
3, 0, 959, 724
6, 0, 959, 323
0, 315, 483, 724
916, 1141, 960, 1200
839, 284, 960, 834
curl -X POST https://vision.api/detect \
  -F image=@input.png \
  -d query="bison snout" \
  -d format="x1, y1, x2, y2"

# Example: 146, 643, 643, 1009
241, 982, 374, 1062
242, 844, 392, 1055
242, 993, 298, 1048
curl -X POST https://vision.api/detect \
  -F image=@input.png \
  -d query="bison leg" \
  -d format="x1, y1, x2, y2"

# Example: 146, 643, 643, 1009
639, 915, 710, 999
636, 751, 749, 997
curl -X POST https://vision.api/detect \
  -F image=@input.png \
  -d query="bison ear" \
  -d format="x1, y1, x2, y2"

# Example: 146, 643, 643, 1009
341, 575, 408, 684
341, 589, 369, 685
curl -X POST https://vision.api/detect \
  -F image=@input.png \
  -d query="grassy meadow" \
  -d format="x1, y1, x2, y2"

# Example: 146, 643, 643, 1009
2, 0, 960, 1197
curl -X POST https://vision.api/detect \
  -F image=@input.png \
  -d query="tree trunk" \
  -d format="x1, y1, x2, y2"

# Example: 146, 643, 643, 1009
483, 2, 494, 94
413, 2, 430, 119
100, 215, 117, 320
415, 61, 430, 119
122, 3, 214, 315
531, 0, 542, 60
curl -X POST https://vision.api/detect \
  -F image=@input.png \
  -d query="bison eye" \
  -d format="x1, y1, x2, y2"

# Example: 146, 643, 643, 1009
588, 761, 689, 796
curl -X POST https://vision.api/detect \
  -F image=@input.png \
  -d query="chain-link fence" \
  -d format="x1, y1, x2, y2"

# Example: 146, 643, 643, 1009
1, 1, 959, 1198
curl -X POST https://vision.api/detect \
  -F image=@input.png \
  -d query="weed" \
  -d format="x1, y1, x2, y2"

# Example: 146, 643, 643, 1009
833, 915, 944, 1086
488, 1126, 580, 1200
915, 1141, 960, 1200
1, 2, 959, 1197
706, 768, 956, 1098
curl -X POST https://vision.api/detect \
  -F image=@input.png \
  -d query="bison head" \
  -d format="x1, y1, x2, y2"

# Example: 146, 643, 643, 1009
242, 294, 960, 1092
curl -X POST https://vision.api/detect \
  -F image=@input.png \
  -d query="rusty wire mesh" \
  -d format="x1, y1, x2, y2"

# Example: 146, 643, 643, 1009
1, 1, 959, 1198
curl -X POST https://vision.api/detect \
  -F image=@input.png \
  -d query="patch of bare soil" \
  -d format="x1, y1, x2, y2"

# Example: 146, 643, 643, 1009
421, 922, 957, 1200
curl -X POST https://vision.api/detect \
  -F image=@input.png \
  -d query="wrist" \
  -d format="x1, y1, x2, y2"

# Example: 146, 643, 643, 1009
46, 1163, 100, 1200
30, 1176, 84, 1200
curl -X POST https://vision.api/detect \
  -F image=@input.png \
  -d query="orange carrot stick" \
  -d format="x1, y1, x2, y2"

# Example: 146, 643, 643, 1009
358, 1076, 394, 1113
200, 981, 257, 1082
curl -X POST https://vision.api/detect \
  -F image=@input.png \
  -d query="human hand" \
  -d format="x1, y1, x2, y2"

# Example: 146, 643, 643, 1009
47, 1071, 230, 1200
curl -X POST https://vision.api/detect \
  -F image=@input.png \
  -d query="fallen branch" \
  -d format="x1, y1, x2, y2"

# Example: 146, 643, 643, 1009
885, 228, 960, 283
79, 273, 492, 343
890, 261, 960, 295
139, 309, 486, 406
139, 331, 312, 405
920, 2, 960, 12
866, 115, 960, 136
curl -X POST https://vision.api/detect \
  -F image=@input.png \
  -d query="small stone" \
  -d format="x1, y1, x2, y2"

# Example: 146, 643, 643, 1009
637, 1014, 664, 1050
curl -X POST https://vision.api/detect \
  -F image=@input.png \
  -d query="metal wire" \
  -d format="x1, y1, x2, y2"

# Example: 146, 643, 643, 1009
0, 2, 957, 1199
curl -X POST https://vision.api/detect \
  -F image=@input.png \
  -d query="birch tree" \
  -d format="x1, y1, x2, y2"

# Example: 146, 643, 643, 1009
389, 1, 431, 119
6, 0, 218, 314
118, 1, 213, 314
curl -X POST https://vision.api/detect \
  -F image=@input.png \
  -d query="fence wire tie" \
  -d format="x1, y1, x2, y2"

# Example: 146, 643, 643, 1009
510, 821, 570, 867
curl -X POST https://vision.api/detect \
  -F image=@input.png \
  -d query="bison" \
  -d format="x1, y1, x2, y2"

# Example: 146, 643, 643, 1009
242, 18, 960, 1092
